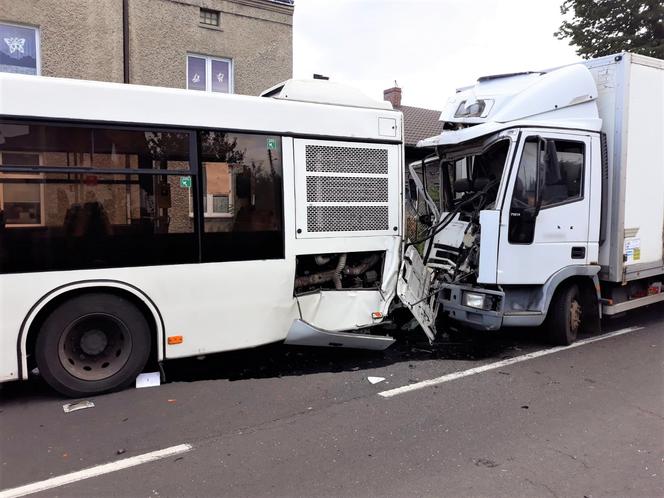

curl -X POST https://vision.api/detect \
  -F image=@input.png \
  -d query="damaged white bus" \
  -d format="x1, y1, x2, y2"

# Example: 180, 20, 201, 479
0, 74, 418, 396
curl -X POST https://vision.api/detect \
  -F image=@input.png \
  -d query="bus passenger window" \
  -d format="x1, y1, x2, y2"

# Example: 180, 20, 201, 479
0, 120, 197, 274
198, 131, 284, 263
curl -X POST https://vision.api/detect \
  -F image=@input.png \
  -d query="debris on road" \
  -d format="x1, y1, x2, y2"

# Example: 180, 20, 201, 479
116, 448, 126, 455
62, 400, 95, 413
136, 372, 161, 389
367, 376, 385, 384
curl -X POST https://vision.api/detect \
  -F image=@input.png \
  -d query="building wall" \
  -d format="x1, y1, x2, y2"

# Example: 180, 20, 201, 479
129, 0, 293, 95
0, 0, 124, 82
0, 0, 293, 95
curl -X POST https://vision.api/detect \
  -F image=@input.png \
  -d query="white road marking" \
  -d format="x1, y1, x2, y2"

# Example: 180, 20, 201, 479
379, 326, 644, 398
0, 443, 192, 498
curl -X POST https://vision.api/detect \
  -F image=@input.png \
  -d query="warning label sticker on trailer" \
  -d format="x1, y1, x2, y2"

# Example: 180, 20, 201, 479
624, 238, 641, 263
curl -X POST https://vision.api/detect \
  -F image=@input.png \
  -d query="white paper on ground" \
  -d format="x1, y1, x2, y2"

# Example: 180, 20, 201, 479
367, 376, 386, 384
135, 372, 161, 389
63, 400, 95, 413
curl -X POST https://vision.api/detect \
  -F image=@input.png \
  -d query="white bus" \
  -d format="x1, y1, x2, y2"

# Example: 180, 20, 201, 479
0, 74, 428, 397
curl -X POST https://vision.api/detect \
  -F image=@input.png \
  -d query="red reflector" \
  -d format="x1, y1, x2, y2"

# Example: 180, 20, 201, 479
371, 312, 383, 319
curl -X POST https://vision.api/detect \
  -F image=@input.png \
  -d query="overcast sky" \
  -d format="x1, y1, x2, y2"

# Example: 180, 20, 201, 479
293, 0, 579, 109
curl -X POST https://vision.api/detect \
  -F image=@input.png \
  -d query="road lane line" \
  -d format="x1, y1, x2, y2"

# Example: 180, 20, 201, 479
379, 326, 644, 398
0, 443, 192, 498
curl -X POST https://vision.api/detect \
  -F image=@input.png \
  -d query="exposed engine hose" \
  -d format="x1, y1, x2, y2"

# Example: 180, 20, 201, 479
407, 178, 498, 249
332, 253, 347, 290
314, 255, 332, 265
294, 254, 378, 290
343, 253, 381, 276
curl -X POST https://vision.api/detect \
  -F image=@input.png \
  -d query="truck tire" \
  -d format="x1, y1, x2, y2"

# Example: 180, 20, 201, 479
546, 283, 582, 346
35, 293, 151, 397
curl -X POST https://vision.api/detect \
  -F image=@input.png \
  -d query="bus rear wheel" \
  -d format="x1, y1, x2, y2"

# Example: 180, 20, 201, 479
35, 293, 151, 397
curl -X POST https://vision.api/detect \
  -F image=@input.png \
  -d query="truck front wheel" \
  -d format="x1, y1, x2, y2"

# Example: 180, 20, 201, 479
546, 283, 582, 346
35, 293, 151, 397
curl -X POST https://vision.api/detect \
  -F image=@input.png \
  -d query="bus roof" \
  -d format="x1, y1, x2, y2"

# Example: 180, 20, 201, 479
0, 74, 402, 143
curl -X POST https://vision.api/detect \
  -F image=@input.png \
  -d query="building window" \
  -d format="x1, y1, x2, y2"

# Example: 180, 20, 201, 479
199, 8, 220, 27
0, 22, 40, 75
186, 54, 232, 93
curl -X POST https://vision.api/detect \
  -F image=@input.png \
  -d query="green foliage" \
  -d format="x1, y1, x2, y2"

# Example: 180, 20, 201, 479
555, 0, 664, 59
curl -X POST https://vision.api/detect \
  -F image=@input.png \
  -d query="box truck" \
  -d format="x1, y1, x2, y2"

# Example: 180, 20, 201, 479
405, 52, 663, 344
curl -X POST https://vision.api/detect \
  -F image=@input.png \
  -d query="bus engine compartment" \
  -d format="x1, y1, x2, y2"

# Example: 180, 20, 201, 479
294, 251, 384, 295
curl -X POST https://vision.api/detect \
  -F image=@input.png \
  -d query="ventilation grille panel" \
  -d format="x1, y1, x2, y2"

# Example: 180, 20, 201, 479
306, 176, 388, 203
307, 206, 389, 232
298, 142, 394, 236
305, 145, 388, 174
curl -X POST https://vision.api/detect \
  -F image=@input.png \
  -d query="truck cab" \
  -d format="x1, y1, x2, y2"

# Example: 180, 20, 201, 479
403, 63, 608, 344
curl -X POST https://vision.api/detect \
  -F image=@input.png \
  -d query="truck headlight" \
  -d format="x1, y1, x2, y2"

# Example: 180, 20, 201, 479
462, 291, 492, 310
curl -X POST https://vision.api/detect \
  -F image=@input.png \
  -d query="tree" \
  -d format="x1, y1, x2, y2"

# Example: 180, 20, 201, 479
555, 0, 664, 59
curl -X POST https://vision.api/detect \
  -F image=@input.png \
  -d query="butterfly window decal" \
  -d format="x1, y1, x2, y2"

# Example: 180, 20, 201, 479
4, 37, 26, 55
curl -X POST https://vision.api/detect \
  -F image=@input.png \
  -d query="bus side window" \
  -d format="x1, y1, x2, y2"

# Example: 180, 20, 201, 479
0, 121, 197, 274
199, 131, 284, 263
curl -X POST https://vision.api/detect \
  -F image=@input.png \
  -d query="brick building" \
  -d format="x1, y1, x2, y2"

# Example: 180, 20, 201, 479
0, 0, 294, 96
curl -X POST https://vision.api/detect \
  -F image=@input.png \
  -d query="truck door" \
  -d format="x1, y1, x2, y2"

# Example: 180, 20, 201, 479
497, 131, 592, 284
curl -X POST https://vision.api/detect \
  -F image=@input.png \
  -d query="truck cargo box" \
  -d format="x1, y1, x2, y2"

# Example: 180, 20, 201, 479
586, 53, 664, 283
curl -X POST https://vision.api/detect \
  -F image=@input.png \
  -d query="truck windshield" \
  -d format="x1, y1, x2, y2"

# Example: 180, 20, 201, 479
439, 137, 510, 213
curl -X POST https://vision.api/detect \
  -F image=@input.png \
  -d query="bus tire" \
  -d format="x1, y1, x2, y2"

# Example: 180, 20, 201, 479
35, 293, 151, 397
546, 283, 582, 346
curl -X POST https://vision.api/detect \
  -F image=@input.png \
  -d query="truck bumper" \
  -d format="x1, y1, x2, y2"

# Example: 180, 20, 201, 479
438, 283, 550, 330
438, 284, 504, 330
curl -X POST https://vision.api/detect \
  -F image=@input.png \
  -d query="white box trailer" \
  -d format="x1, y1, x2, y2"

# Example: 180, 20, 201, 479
407, 52, 663, 344
587, 54, 664, 290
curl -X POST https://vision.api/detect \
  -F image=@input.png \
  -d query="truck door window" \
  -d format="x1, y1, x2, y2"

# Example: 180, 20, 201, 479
511, 138, 539, 210
541, 140, 584, 207
511, 138, 585, 211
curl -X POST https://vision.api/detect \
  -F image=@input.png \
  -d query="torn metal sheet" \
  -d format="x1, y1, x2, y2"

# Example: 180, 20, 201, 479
62, 400, 95, 413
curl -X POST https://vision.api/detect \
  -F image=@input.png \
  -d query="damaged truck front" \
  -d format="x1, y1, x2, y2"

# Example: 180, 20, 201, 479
406, 53, 664, 345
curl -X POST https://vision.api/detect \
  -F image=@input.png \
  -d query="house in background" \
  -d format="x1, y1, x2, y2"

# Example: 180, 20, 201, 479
383, 85, 444, 166
0, 0, 294, 96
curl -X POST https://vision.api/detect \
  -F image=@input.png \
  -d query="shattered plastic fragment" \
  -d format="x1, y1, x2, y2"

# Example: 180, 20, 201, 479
136, 372, 161, 389
367, 376, 386, 384
62, 400, 95, 413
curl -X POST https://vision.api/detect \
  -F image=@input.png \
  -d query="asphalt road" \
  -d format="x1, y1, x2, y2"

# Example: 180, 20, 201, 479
0, 303, 662, 497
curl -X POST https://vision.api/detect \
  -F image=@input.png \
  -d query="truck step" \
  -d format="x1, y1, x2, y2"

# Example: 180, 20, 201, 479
602, 292, 664, 315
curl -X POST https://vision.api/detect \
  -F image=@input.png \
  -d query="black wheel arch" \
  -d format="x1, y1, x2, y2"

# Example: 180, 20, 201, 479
545, 274, 601, 333
20, 281, 164, 379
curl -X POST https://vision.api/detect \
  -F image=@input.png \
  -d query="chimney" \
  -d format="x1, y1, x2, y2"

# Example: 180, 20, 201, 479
383, 86, 402, 108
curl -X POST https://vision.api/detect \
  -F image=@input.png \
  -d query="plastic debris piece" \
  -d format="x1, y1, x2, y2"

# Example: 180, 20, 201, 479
167, 399, 177, 403
367, 376, 386, 384
116, 448, 126, 455
136, 372, 161, 389
62, 400, 95, 413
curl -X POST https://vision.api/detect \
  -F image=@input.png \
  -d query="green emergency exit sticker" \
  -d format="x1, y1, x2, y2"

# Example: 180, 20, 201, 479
180, 176, 192, 188
267, 138, 277, 150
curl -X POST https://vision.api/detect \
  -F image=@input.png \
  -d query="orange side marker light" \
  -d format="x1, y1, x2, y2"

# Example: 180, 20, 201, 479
168, 335, 183, 345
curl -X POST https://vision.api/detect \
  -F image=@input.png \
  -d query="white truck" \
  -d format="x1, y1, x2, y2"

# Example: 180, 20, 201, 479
405, 52, 664, 345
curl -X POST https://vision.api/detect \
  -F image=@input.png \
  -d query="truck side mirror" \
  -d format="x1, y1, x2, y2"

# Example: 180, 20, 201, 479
534, 137, 549, 217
